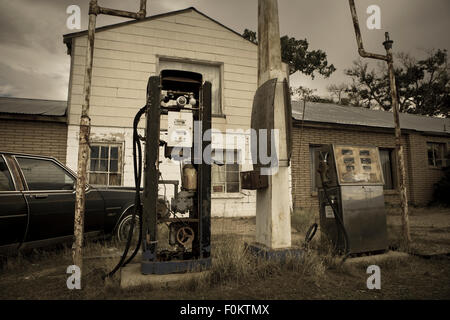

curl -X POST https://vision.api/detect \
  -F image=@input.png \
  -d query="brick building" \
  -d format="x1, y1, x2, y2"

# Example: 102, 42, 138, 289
290, 101, 450, 208
0, 97, 68, 163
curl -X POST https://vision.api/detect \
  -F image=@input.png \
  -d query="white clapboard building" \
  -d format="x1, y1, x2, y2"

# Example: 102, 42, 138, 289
63, 7, 292, 217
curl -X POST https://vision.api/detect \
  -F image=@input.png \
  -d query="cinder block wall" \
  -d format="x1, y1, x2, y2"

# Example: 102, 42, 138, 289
0, 119, 68, 164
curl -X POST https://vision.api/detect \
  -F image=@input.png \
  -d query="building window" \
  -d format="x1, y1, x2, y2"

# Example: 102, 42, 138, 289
427, 142, 446, 168
309, 145, 322, 191
88, 144, 122, 186
379, 148, 395, 190
159, 58, 222, 115
211, 149, 240, 193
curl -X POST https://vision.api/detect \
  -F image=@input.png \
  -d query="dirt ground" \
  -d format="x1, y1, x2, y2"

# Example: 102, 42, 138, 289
0, 206, 449, 300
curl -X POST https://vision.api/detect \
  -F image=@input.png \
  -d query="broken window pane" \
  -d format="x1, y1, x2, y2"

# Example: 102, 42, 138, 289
110, 159, 118, 173
89, 173, 107, 185
101, 146, 108, 159
111, 147, 118, 159
100, 160, 108, 172
109, 174, 121, 186
91, 146, 99, 159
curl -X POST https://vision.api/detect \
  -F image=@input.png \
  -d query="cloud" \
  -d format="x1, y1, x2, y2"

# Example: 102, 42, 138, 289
0, 0, 448, 101
0, 85, 17, 97
0, 59, 69, 100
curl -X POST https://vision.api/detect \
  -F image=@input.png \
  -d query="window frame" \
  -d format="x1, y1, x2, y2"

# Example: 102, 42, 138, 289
211, 149, 241, 194
427, 142, 446, 168
379, 148, 396, 190
88, 143, 124, 187
157, 56, 224, 116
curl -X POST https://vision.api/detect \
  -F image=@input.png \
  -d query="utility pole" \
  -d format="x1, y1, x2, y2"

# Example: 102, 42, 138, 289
73, 0, 147, 277
348, 0, 411, 247
253, 0, 292, 250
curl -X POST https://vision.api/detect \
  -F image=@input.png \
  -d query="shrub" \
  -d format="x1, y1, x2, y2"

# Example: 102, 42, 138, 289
431, 166, 450, 206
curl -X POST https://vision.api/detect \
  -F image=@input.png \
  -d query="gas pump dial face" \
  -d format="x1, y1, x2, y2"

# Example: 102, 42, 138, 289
333, 145, 384, 185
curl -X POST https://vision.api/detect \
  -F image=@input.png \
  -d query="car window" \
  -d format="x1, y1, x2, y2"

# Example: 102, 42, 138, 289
16, 157, 75, 191
0, 157, 14, 191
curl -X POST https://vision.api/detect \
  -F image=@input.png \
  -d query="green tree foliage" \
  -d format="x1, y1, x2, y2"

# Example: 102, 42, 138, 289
242, 29, 335, 79
344, 49, 450, 117
242, 29, 257, 44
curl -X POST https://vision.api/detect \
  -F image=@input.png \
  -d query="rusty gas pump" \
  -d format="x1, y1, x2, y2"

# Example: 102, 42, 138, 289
140, 70, 212, 274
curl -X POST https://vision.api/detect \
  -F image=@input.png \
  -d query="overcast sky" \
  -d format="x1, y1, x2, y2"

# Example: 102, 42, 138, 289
0, 0, 449, 100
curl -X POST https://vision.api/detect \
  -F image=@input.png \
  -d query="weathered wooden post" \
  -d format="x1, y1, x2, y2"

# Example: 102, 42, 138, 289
73, 0, 147, 278
73, 0, 98, 273
348, 0, 410, 246
253, 0, 293, 250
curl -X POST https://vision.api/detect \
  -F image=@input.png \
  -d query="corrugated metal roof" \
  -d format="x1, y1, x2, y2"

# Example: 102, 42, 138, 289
292, 101, 450, 135
0, 97, 67, 117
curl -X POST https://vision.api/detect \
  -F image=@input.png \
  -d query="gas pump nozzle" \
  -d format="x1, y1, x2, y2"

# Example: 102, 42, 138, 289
318, 151, 331, 187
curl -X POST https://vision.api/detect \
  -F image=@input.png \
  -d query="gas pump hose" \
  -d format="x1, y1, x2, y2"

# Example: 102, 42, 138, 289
304, 223, 318, 247
103, 105, 146, 279
319, 175, 351, 261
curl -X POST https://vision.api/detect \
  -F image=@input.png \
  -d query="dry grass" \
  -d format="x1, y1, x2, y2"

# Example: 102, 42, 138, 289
291, 207, 318, 234
178, 235, 330, 293
1, 208, 450, 299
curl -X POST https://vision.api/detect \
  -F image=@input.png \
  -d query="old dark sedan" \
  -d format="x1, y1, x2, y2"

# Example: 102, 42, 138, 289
0, 152, 139, 254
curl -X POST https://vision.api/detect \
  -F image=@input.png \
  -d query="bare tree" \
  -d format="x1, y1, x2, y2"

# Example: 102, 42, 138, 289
327, 83, 348, 104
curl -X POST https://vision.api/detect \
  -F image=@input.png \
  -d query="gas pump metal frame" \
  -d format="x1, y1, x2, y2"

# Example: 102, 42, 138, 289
316, 144, 388, 255
141, 71, 212, 275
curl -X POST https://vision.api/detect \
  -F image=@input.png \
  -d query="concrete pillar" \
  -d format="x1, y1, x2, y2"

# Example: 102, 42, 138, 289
255, 0, 291, 249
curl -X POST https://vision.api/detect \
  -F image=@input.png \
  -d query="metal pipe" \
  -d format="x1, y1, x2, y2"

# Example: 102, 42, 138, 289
348, 0, 388, 61
383, 32, 411, 245
98, 7, 140, 20
139, 0, 147, 18
347, 0, 410, 247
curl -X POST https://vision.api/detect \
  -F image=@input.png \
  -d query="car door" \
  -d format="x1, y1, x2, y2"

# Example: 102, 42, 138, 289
15, 156, 106, 241
15, 156, 77, 241
0, 155, 28, 246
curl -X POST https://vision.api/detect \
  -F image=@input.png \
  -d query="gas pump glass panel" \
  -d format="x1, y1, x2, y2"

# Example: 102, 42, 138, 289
160, 69, 202, 110
333, 145, 384, 185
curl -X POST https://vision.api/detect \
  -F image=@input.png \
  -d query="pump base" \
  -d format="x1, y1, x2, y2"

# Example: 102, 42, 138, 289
121, 263, 210, 289
141, 257, 211, 275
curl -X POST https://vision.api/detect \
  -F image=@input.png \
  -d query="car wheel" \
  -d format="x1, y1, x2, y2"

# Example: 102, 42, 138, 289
115, 211, 140, 244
